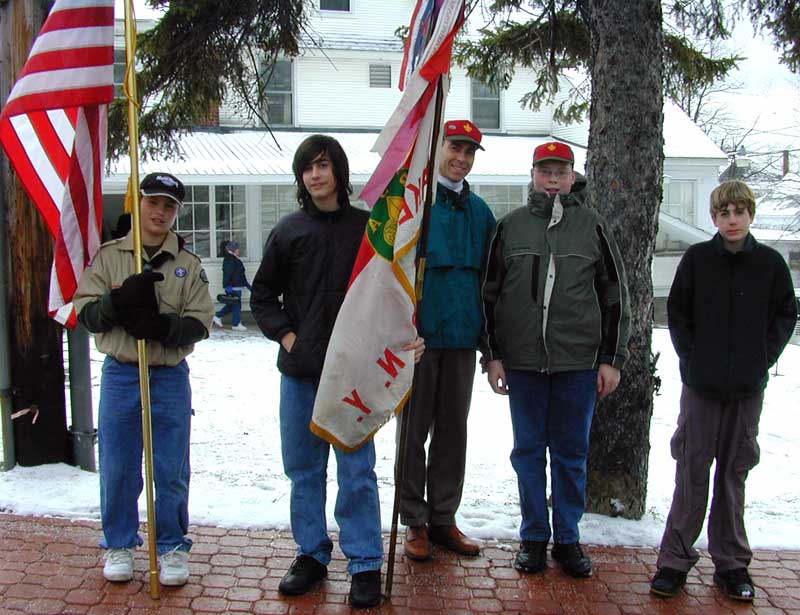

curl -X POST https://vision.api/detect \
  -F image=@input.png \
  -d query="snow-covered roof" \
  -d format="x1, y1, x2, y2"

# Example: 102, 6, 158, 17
301, 34, 404, 53
662, 102, 727, 160
106, 131, 590, 187
105, 122, 720, 188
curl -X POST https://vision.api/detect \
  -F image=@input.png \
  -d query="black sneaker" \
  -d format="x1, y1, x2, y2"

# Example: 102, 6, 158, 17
278, 555, 327, 596
714, 568, 755, 602
349, 569, 382, 609
650, 567, 688, 598
551, 542, 592, 578
513, 540, 548, 573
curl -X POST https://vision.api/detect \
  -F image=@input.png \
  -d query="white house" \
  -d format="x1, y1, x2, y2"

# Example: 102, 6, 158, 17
751, 172, 800, 287
106, 0, 729, 308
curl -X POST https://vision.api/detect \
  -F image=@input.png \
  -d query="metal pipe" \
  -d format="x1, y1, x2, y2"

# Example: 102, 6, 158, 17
66, 325, 96, 471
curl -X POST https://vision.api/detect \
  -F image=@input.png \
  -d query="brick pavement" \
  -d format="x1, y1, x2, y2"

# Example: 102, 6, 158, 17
0, 514, 798, 614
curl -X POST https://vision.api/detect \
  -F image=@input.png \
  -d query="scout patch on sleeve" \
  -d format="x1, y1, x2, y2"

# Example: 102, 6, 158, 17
199, 268, 208, 283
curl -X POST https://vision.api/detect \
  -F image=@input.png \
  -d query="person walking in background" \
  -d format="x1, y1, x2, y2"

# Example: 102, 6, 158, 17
213, 240, 251, 331
73, 172, 214, 587
399, 120, 496, 562
650, 180, 797, 602
251, 134, 424, 609
482, 142, 630, 578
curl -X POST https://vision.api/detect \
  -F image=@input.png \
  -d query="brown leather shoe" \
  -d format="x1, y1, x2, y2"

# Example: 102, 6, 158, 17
404, 525, 431, 561
428, 525, 480, 556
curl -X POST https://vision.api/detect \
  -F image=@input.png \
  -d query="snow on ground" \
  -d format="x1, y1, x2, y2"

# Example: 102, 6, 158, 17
1, 327, 798, 549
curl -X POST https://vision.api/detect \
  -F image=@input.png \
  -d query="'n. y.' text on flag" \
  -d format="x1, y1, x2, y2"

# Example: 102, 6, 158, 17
310, 0, 465, 451
0, 0, 115, 327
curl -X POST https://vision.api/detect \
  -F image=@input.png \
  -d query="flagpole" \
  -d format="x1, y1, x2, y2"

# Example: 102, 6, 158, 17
385, 76, 445, 600
122, 0, 160, 599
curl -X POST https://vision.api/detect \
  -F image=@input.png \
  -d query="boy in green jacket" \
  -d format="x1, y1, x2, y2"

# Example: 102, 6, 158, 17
482, 142, 630, 578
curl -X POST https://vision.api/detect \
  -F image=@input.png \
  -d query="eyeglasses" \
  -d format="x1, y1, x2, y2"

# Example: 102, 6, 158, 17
534, 168, 572, 179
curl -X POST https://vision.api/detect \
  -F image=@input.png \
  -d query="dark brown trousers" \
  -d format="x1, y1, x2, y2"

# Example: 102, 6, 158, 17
397, 348, 476, 527
657, 385, 763, 573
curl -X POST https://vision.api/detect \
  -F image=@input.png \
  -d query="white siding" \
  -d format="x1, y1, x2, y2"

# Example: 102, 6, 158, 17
296, 55, 403, 128
443, 67, 470, 120
502, 68, 554, 134
307, 0, 416, 41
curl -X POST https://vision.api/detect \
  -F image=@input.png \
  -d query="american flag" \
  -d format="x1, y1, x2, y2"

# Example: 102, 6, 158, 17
0, 0, 115, 327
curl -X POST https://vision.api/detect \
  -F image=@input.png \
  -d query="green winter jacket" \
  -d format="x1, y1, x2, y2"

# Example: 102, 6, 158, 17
481, 180, 631, 372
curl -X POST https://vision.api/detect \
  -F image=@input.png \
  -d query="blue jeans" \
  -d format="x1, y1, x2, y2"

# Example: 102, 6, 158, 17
215, 288, 242, 326
98, 357, 193, 554
506, 369, 597, 544
280, 375, 383, 574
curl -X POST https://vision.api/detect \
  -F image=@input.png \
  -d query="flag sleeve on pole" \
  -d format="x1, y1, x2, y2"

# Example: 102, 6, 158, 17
0, 0, 115, 328
310, 0, 465, 451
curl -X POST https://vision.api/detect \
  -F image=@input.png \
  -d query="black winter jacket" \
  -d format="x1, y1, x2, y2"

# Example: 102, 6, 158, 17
668, 233, 797, 399
221, 252, 249, 288
250, 200, 369, 378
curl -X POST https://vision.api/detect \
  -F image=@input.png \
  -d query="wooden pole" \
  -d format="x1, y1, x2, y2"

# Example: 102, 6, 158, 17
385, 77, 445, 599
122, 0, 159, 599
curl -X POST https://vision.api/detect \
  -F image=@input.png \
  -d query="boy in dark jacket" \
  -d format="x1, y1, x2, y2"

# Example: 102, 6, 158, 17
212, 240, 251, 331
250, 135, 422, 609
651, 180, 797, 602
482, 142, 630, 578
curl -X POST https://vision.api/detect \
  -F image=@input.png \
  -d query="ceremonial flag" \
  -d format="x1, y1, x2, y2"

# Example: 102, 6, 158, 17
311, 0, 465, 451
0, 0, 115, 328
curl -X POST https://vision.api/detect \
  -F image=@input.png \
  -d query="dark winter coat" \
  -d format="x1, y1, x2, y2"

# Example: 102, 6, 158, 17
418, 181, 496, 349
250, 199, 369, 379
481, 178, 631, 372
668, 232, 797, 399
221, 252, 249, 289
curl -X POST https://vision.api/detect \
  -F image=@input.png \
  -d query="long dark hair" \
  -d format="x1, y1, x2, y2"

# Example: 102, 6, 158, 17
292, 134, 353, 209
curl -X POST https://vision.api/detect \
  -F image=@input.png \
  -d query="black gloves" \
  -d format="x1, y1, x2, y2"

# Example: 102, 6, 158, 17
123, 313, 171, 342
110, 271, 164, 317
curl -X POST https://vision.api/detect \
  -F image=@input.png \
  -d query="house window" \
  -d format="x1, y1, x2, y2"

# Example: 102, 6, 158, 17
472, 184, 525, 219
260, 184, 299, 240
321, 0, 350, 10
471, 80, 500, 130
114, 48, 126, 98
789, 250, 800, 271
176, 184, 246, 258
661, 180, 695, 225
263, 59, 293, 126
215, 185, 247, 257
369, 64, 392, 88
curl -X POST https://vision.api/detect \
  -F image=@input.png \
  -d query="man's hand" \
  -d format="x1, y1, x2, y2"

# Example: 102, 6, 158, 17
486, 359, 508, 395
403, 337, 425, 364
123, 313, 170, 342
281, 331, 297, 352
597, 364, 621, 399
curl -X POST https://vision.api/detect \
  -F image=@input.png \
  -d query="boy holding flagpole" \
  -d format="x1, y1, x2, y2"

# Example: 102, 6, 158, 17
73, 173, 214, 586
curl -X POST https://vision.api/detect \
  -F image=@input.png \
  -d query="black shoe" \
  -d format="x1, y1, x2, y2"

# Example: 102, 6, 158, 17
278, 555, 327, 596
349, 570, 382, 609
551, 542, 592, 578
650, 567, 688, 598
714, 568, 755, 602
513, 540, 548, 573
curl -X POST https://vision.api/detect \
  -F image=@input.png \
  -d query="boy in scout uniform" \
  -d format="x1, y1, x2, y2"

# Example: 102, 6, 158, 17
73, 172, 214, 586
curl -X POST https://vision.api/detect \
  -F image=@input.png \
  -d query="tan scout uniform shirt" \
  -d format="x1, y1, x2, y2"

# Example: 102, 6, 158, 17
73, 231, 214, 366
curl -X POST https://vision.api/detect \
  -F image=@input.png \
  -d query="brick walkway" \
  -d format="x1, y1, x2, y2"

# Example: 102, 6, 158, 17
0, 514, 798, 614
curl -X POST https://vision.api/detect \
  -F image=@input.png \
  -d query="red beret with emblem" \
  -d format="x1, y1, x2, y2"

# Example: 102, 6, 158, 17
443, 119, 485, 151
533, 141, 574, 165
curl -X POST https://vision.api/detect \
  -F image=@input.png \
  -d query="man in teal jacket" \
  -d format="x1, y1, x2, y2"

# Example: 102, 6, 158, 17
399, 120, 496, 561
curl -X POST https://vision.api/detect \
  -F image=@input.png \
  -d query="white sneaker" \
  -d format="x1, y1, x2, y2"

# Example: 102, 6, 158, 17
158, 546, 190, 586
103, 548, 134, 582
212, 316, 223, 327
232, 323, 248, 331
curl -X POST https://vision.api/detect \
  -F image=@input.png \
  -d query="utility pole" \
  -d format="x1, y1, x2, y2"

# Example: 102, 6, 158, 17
783, 149, 790, 177
2, 0, 71, 466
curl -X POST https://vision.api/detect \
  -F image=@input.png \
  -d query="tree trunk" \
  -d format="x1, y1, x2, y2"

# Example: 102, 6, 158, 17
585, 0, 663, 519
3, 0, 71, 466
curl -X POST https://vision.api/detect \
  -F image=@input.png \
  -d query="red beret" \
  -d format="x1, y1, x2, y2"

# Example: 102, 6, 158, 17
443, 119, 484, 150
533, 141, 574, 165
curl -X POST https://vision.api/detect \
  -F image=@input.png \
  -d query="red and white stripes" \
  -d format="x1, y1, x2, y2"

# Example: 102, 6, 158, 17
0, 0, 114, 327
